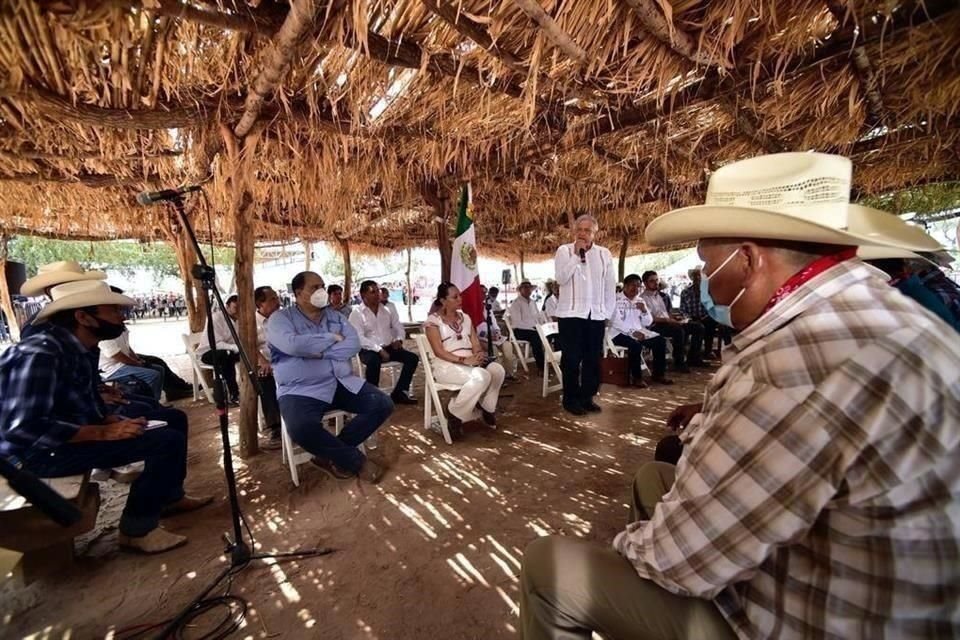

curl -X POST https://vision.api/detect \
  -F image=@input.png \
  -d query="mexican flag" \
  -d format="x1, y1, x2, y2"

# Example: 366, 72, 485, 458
451, 183, 484, 328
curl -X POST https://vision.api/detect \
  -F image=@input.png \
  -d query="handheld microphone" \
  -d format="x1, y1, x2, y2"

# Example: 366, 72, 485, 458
135, 185, 202, 205
579, 248, 586, 264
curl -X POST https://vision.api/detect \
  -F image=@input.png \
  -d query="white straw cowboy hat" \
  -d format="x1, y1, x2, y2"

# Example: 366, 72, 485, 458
645, 153, 943, 253
34, 280, 135, 323
20, 260, 107, 297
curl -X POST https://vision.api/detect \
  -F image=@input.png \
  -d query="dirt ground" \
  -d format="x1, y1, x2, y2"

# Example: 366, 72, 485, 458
1, 355, 711, 639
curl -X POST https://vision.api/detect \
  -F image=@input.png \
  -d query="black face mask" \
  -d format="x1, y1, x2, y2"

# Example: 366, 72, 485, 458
89, 316, 126, 340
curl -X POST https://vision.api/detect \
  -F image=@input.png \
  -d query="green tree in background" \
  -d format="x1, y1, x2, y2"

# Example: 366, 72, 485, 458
8, 236, 235, 284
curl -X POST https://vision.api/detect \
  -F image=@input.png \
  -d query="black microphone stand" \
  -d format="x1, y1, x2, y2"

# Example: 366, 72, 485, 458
484, 299, 496, 362
155, 195, 332, 639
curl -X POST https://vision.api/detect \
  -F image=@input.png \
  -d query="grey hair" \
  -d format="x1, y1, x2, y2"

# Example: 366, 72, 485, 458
574, 214, 598, 230
699, 237, 844, 268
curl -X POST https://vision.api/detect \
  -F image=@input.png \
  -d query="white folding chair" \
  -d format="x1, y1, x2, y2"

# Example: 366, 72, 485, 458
181, 333, 215, 403
280, 410, 356, 487
536, 322, 563, 398
503, 315, 535, 373
413, 333, 464, 445
352, 354, 408, 396
604, 331, 649, 373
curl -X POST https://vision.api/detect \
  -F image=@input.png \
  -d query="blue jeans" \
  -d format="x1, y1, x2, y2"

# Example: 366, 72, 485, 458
278, 383, 393, 474
105, 364, 164, 401
20, 409, 190, 536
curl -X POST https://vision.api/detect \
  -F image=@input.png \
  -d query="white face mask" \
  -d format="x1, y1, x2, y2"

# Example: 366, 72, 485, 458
310, 288, 329, 308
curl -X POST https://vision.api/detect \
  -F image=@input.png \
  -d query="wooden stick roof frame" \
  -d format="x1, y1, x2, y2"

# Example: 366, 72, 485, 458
0, 0, 957, 257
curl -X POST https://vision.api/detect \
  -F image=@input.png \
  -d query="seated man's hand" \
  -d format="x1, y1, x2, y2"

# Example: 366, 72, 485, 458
257, 355, 272, 376
331, 333, 344, 343
101, 417, 146, 440
666, 402, 702, 433
390, 340, 403, 350
379, 349, 390, 362
101, 387, 126, 404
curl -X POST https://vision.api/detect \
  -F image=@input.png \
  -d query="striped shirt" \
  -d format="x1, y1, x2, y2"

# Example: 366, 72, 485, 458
614, 260, 960, 639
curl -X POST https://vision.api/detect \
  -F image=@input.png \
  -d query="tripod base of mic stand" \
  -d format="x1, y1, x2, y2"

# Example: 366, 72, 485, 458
154, 537, 334, 639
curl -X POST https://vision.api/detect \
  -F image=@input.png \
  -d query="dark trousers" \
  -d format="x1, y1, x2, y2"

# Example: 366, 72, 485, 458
201, 349, 240, 399
139, 354, 191, 391
359, 345, 419, 395
650, 321, 703, 367
278, 383, 393, 474
558, 317, 605, 408
21, 409, 189, 536
699, 316, 733, 356
260, 374, 281, 431
513, 328, 545, 371
612, 333, 667, 379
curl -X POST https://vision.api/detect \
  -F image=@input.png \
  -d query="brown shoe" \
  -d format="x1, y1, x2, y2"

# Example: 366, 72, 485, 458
358, 459, 385, 484
309, 457, 354, 480
161, 494, 214, 517
119, 527, 188, 554
631, 379, 649, 389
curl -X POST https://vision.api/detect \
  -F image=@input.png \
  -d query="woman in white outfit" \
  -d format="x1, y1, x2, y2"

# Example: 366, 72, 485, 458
424, 283, 505, 436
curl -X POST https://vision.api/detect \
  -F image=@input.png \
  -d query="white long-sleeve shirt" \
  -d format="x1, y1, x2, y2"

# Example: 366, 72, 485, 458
609, 292, 657, 340
349, 303, 404, 352
197, 309, 239, 356
507, 296, 540, 330
256, 311, 270, 360
543, 295, 558, 321
554, 242, 616, 321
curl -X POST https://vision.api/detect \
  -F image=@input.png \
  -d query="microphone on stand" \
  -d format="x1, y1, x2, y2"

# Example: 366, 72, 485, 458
135, 185, 202, 205
579, 248, 586, 264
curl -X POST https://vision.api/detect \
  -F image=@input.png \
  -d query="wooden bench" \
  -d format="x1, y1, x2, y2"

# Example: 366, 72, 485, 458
0, 473, 101, 585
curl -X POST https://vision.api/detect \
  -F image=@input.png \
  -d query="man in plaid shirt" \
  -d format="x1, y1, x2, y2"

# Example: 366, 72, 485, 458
520, 153, 959, 639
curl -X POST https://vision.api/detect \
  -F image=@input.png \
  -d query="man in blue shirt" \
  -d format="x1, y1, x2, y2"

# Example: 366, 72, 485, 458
266, 272, 393, 483
0, 280, 212, 554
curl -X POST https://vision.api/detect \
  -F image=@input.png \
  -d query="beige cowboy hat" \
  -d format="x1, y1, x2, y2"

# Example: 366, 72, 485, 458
20, 260, 107, 297
34, 280, 135, 323
644, 153, 944, 253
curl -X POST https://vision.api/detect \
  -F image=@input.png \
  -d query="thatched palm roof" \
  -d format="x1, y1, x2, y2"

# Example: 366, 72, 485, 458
0, 0, 958, 257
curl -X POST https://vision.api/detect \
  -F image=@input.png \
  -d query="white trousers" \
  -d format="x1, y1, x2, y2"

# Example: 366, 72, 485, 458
432, 361, 506, 422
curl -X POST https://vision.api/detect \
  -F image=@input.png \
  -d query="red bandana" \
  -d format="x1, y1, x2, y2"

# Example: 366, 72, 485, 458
762, 247, 858, 313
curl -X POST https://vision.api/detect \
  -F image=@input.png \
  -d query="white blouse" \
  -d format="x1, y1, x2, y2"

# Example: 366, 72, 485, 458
424, 311, 474, 357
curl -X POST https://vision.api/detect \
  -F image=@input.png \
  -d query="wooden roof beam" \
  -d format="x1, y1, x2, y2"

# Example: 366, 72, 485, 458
0, 169, 160, 188
622, 0, 729, 68
510, 0, 589, 64
825, 1, 889, 125
234, 0, 346, 138
420, 0, 524, 71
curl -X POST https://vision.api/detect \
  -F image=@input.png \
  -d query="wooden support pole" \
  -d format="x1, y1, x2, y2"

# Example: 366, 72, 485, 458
338, 236, 353, 298
422, 181, 452, 282
406, 248, 413, 322
0, 235, 21, 343
220, 124, 262, 458
618, 233, 629, 282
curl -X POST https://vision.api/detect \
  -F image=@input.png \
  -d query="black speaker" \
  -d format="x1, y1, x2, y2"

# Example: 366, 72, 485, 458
501, 269, 512, 285
5, 261, 26, 296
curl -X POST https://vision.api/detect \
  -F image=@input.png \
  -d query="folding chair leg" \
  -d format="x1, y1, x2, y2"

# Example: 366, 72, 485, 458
281, 420, 299, 487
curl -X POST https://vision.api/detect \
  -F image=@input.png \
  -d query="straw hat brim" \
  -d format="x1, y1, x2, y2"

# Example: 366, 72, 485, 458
35, 291, 135, 323
856, 245, 922, 261
644, 203, 939, 251
20, 270, 107, 297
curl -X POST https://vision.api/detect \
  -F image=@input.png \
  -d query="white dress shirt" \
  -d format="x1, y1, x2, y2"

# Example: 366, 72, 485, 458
349, 303, 405, 352
256, 311, 270, 360
543, 295, 558, 321
507, 296, 540, 330
609, 292, 658, 340
640, 289, 670, 320
197, 309, 238, 356
554, 242, 617, 320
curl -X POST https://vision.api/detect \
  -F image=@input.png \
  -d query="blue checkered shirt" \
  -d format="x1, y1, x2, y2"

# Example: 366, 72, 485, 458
679, 284, 705, 319
0, 325, 105, 458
